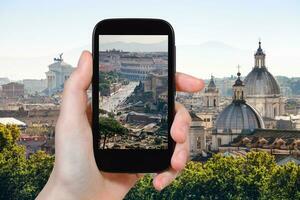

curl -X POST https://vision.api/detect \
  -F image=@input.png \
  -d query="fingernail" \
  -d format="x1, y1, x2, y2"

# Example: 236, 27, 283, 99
159, 176, 168, 190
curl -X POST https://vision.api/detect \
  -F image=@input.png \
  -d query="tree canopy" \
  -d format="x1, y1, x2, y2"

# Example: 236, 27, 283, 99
0, 124, 54, 200
125, 152, 300, 200
1, 124, 300, 199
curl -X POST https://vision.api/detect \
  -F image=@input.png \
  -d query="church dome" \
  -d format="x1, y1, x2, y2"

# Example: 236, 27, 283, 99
244, 67, 280, 95
215, 70, 265, 133
215, 102, 264, 132
244, 41, 280, 96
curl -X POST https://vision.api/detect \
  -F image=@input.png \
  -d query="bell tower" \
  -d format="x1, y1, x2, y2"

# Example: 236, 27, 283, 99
204, 75, 220, 107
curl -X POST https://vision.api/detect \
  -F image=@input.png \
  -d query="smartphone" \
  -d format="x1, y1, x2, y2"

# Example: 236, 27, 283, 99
92, 18, 175, 173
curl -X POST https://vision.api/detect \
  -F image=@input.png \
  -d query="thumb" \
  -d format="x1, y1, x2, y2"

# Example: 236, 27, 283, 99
59, 51, 92, 121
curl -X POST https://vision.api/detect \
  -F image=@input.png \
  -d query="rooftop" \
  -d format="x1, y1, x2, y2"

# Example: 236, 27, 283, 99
0, 117, 26, 126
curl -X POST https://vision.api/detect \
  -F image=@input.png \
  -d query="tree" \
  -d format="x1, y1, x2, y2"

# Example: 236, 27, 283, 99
0, 125, 54, 200
265, 162, 300, 199
99, 116, 128, 148
125, 152, 300, 200
0, 144, 28, 200
1, 124, 300, 200
99, 83, 110, 96
0, 124, 20, 151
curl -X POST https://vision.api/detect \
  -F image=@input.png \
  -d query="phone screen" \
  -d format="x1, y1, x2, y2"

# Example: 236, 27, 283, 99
98, 35, 169, 150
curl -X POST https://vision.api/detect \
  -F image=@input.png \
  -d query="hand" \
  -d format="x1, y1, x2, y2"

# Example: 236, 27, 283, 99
37, 51, 204, 200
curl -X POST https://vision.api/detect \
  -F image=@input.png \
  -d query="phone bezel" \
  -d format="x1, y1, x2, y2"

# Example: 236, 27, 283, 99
92, 18, 175, 172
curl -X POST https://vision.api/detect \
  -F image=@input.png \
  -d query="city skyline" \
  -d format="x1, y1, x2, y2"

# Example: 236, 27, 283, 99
1, 0, 300, 80
2, 40, 300, 81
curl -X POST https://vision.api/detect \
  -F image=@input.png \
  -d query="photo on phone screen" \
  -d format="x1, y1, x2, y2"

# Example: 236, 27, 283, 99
98, 35, 168, 150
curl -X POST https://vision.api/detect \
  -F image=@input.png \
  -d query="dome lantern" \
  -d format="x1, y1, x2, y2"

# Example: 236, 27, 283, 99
254, 40, 266, 68
232, 66, 245, 102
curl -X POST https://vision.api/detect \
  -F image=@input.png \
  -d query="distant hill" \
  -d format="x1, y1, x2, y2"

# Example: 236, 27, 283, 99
275, 76, 300, 95
99, 41, 168, 52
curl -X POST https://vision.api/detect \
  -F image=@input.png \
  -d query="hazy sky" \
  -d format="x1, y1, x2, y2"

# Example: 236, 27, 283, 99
99, 35, 168, 51
99, 35, 167, 45
0, 0, 299, 80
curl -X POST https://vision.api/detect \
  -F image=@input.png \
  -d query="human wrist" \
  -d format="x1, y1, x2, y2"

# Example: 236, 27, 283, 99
37, 174, 76, 200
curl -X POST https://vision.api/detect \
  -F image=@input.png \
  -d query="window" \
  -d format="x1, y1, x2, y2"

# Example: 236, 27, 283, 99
196, 137, 202, 149
204, 118, 210, 122
218, 138, 222, 146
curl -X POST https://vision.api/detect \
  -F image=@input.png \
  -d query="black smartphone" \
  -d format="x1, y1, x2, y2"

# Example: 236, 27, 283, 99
92, 18, 175, 173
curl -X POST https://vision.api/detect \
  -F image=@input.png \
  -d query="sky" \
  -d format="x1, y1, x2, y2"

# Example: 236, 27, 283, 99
99, 35, 167, 45
99, 35, 168, 51
0, 0, 299, 80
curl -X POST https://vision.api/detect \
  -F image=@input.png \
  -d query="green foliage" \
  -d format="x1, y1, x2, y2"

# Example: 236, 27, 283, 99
0, 124, 20, 151
99, 116, 128, 136
99, 71, 119, 96
0, 125, 54, 200
125, 152, 300, 200
99, 71, 119, 84
1, 124, 300, 200
99, 83, 110, 96
264, 162, 300, 199
99, 116, 129, 148
108, 112, 115, 118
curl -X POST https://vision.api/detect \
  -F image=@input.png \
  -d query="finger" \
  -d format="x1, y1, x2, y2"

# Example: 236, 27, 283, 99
170, 102, 191, 143
153, 168, 179, 191
176, 72, 205, 92
59, 51, 92, 120
171, 138, 189, 171
152, 140, 189, 191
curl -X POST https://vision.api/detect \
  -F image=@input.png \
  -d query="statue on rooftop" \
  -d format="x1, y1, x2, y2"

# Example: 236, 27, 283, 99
54, 53, 63, 62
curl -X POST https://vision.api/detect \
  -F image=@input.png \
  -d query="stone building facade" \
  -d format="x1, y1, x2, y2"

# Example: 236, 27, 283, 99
45, 54, 74, 95
1, 82, 24, 98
